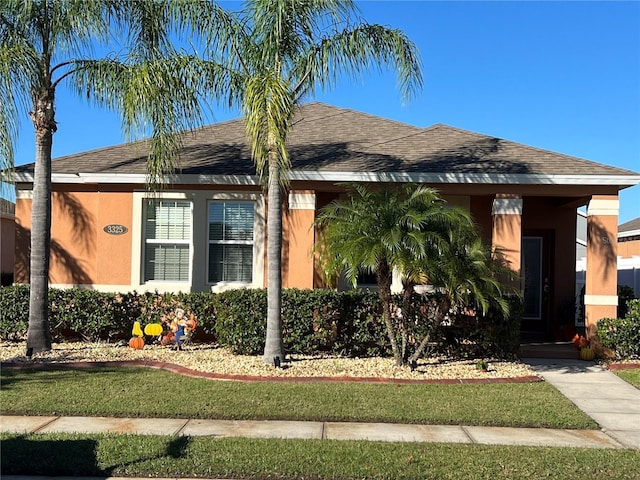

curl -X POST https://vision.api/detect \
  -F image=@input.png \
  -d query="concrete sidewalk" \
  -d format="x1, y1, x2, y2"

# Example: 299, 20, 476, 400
524, 358, 640, 449
0, 414, 623, 449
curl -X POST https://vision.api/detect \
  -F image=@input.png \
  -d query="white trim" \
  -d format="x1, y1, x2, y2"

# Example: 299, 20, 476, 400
584, 294, 619, 306
211, 192, 262, 201
587, 198, 619, 217
13, 171, 640, 187
491, 198, 523, 215
619, 229, 640, 239
288, 193, 316, 210
15, 189, 32, 199
288, 172, 640, 186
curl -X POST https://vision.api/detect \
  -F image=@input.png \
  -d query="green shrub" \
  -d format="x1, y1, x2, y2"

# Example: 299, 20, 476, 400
214, 289, 267, 355
335, 289, 390, 357
282, 289, 342, 354
597, 299, 640, 359
0, 285, 520, 360
0, 284, 30, 340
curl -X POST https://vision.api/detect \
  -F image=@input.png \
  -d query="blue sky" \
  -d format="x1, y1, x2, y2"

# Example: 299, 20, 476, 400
10, 0, 640, 222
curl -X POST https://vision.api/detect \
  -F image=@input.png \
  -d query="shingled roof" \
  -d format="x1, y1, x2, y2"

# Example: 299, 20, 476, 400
14, 102, 640, 185
619, 217, 640, 236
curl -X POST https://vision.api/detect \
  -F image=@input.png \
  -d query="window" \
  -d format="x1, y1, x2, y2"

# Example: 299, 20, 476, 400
208, 201, 255, 283
143, 200, 191, 282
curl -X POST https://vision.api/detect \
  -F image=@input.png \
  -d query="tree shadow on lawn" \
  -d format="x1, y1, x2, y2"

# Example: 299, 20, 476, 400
0, 435, 192, 476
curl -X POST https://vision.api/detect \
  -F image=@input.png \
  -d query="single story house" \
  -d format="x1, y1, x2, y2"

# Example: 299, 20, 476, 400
11, 102, 640, 341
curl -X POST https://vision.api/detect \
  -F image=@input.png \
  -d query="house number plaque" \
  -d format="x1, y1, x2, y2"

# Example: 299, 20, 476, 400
103, 224, 129, 235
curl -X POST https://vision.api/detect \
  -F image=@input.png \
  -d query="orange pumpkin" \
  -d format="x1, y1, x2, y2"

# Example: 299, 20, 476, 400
129, 336, 145, 350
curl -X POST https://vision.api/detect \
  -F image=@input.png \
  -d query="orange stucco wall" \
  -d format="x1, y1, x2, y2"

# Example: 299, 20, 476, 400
15, 190, 133, 286
283, 208, 315, 289
94, 193, 133, 285
618, 239, 640, 258
585, 195, 619, 332
282, 191, 316, 289
491, 195, 523, 281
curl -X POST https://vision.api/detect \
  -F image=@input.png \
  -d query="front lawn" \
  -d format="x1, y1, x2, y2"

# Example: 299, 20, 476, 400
2, 433, 639, 480
0, 366, 597, 428
614, 367, 640, 389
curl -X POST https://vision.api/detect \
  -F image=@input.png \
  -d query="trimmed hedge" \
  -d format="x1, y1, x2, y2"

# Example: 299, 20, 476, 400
597, 299, 640, 360
0, 285, 520, 359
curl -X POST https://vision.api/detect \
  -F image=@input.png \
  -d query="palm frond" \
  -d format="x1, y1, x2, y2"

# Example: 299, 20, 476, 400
242, 72, 294, 182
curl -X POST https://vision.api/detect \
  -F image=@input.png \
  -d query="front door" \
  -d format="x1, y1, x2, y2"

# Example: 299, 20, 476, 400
521, 232, 553, 341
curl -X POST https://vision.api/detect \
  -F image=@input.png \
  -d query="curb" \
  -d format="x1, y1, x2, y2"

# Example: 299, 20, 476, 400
606, 362, 640, 371
0, 360, 543, 385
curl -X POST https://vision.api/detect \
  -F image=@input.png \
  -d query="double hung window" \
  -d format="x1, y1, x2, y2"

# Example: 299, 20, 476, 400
208, 201, 255, 283
143, 200, 191, 282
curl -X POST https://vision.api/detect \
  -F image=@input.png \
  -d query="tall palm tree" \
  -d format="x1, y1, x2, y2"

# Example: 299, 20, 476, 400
207, 0, 423, 363
315, 183, 512, 366
0, 0, 221, 355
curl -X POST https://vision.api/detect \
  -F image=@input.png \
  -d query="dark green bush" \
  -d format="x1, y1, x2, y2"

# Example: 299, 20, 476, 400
335, 289, 390, 357
0, 284, 29, 340
214, 288, 267, 355
282, 289, 342, 354
597, 299, 640, 359
0, 285, 519, 359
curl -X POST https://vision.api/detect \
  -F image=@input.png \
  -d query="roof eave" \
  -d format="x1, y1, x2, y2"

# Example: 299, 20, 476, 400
12, 171, 640, 187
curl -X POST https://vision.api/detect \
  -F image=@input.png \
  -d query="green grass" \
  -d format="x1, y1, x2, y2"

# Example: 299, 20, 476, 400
615, 367, 640, 389
2, 432, 639, 480
0, 366, 597, 428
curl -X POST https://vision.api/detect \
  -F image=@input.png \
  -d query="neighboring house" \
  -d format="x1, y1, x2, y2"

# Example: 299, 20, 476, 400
0, 197, 15, 284
10, 102, 640, 341
577, 214, 640, 300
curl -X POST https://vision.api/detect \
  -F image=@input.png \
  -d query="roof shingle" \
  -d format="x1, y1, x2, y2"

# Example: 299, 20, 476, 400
14, 102, 640, 180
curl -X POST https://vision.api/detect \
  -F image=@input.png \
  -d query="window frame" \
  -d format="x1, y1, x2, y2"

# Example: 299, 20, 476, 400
207, 192, 265, 292
142, 198, 193, 283
207, 199, 256, 284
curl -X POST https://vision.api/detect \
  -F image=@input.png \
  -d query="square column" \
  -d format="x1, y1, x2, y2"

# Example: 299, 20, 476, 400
283, 191, 316, 289
491, 195, 523, 283
585, 195, 619, 337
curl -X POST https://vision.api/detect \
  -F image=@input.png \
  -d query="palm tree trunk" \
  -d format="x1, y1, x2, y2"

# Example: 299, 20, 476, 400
26, 89, 55, 355
377, 260, 401, 365
262, 155, 285, 363
408, 298, 450, 364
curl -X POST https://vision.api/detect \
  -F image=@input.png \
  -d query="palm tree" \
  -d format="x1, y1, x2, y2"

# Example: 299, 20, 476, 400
402, 224, 515, 365
207, 0, 423, 363
0, 0, 221, 355
315, 183, 512, 366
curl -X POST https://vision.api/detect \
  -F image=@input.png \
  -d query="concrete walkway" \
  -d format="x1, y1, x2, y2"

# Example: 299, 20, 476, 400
524, 358, 640, 449
0, 413, 623, 449
1, 359, 638, 450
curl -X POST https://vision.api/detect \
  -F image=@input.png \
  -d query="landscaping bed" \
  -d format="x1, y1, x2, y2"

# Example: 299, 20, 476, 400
1, 341, 537, 382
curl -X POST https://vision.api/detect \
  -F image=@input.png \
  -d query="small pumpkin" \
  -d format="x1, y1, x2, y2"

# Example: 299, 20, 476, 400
129, 336, 145, 350
144, 323, 163, 336
580, 347, 595, 361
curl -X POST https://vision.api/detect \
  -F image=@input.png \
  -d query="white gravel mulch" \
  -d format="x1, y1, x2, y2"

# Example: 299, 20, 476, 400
0, 341, 539, 381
